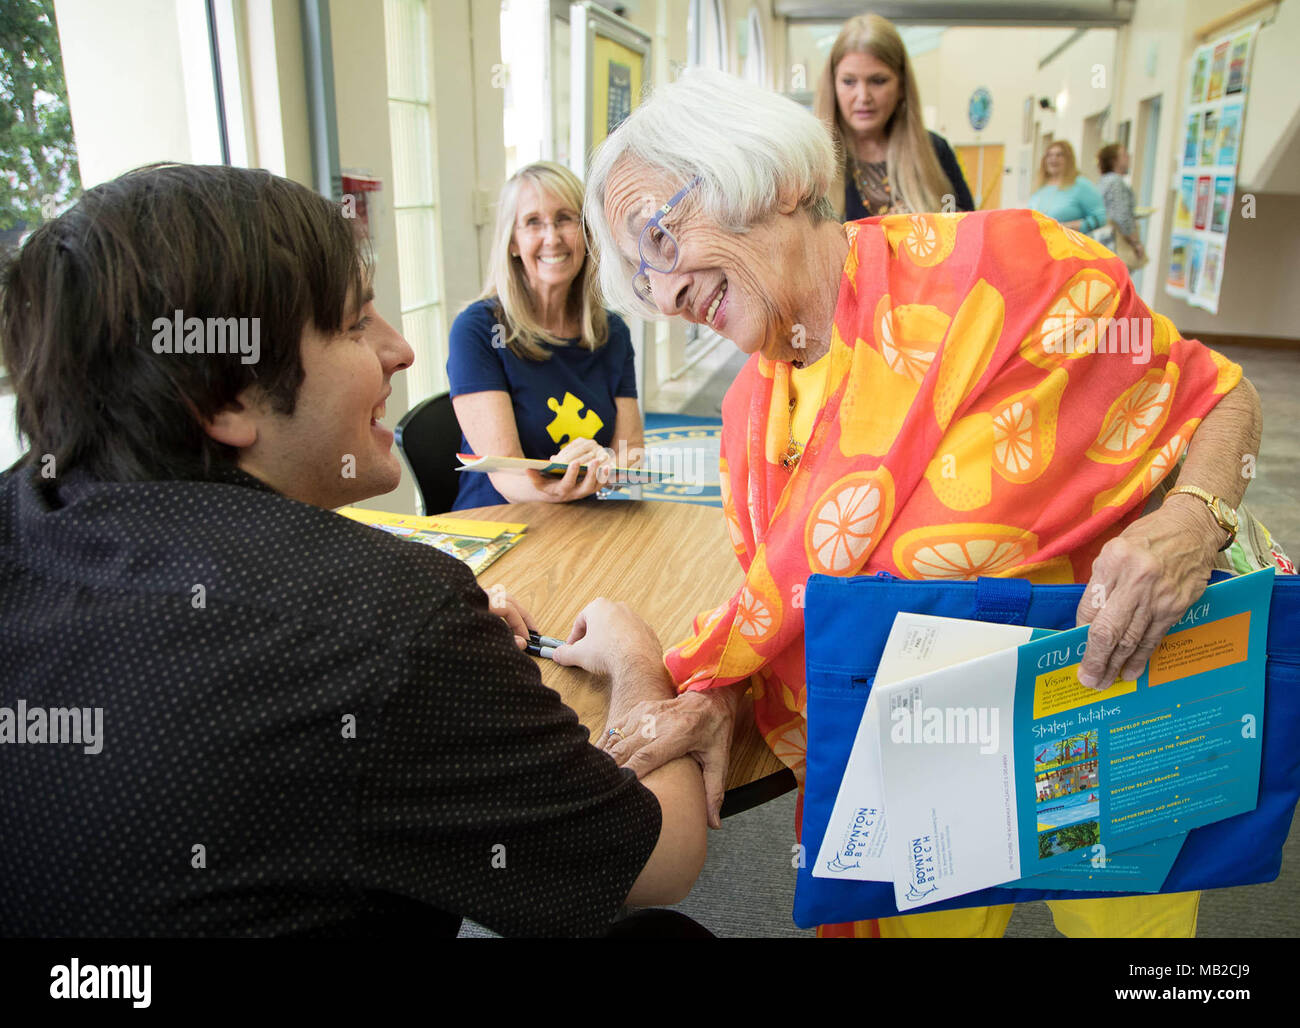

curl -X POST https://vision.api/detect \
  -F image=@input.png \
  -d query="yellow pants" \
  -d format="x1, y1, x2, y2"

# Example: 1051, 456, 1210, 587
870, 892, 1202, 938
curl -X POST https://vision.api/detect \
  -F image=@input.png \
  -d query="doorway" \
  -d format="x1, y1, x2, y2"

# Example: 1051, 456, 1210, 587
1082, 110, 1107, 177
953, 144, 1006, 209
1132, 94, 1163, 292
1134, 94, 1162, 207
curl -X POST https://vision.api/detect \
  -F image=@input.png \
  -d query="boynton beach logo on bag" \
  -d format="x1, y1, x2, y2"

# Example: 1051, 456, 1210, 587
824, 805, 880, 873
906, 835, 939, 901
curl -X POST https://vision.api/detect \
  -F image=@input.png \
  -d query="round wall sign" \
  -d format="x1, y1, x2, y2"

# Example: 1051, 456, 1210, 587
969, 87, 992, 131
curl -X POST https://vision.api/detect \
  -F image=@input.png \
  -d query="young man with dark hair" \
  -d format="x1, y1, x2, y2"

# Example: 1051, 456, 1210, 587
0, 164, 707, 938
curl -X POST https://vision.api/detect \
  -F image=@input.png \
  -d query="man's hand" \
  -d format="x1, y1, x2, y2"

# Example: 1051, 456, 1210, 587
487, 589, 538, 649
1075, 496, 1220, 689
551, 597, 666, 679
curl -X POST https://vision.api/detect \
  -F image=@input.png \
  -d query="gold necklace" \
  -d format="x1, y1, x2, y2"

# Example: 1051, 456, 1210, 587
783, 352, 834, 471
782, 398, 802, 472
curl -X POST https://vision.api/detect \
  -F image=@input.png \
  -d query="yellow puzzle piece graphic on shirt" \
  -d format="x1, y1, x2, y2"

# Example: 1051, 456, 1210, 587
545, 392, 603, 444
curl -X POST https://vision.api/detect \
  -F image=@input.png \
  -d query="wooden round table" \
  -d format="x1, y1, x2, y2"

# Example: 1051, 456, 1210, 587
457, 498, 794, 815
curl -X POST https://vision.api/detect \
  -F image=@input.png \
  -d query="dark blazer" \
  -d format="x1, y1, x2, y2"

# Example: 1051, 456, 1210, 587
843, 130, 976, 220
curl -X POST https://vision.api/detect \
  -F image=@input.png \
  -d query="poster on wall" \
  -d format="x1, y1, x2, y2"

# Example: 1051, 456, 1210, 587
604, 59, 632, 135
1166, 23, 1259, 312
569, 2, 650, 169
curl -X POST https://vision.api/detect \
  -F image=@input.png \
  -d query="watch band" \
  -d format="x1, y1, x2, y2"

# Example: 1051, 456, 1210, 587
1166, 485, 1240, 552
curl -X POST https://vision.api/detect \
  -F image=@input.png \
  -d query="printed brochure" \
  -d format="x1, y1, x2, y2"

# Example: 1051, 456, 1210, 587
876, 569, 1272, 911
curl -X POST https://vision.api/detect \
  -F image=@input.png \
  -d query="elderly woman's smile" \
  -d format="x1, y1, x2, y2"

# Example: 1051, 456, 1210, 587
700, 280, 728, 328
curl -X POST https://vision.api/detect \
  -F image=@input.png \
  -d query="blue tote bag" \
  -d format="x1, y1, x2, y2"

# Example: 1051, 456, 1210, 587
794, 571, 1300, 929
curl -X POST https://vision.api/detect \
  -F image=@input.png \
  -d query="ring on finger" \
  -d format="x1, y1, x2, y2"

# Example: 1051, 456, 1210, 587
607, 727, 625, 742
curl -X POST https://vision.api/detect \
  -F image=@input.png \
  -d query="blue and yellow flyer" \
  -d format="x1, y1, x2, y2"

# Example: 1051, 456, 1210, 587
815, 614, 1185, 893
876, 569, 1272, 911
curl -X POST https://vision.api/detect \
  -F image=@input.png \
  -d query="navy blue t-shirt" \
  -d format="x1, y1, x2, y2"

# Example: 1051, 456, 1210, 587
446, 298, 637, 509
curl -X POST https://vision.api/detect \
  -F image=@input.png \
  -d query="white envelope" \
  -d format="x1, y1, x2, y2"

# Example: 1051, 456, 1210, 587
878, 645, 1022, 910
812, 614, 1034, 882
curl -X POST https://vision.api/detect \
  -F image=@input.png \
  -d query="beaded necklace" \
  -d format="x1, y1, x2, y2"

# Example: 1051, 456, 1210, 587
850, 152, 895, 216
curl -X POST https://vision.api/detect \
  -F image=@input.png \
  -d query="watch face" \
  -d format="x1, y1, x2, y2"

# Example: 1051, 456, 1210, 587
1212, 498, 1240, 530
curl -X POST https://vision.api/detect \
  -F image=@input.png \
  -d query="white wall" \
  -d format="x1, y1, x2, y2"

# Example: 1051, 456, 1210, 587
244, 0, 314, 183
331, 0, 417, 513
913, 27, 1116, 210
55, 0, 213, 185
1026, 29, 1119, 175
54, 0, 316, 218
430, 0, 505, 325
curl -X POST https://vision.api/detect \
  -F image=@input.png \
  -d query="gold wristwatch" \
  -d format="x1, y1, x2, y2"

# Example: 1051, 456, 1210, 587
1166, 485, 1240, 551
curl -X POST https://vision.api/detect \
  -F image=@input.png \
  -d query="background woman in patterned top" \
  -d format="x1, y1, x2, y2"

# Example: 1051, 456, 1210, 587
584, 68, 1263, 939
814, 14, 973, 220
1097, 142, 1147, 269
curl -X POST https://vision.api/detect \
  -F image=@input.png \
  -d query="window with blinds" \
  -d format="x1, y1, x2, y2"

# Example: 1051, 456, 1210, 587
384, 0, 445, 401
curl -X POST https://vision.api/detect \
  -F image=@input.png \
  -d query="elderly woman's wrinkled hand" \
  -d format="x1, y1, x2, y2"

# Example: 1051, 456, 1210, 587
600, 688, 739, 829
1075, 499, 1221, 690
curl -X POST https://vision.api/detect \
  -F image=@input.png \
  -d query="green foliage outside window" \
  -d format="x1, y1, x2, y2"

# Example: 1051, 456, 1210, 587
1, 0, 81, 234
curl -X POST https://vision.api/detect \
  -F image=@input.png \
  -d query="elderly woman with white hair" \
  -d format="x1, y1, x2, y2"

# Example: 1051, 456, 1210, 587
568, 69, 1264, 939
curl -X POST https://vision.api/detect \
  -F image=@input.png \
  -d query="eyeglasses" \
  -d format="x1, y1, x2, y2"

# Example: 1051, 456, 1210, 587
517, 212, 579, 237
631, 176, 700, 309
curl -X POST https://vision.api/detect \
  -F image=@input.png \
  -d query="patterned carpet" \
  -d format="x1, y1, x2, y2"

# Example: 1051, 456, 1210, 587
641, 412, 722, 507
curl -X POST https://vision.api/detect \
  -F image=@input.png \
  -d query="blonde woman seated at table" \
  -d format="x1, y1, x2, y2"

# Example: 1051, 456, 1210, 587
447, 162, 643, 510
1028, 140, 1107, 234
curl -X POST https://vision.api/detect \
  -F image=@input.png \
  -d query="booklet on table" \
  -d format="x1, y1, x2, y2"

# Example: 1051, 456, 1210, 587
456, 453, 674, 486
335, 507, 527, 576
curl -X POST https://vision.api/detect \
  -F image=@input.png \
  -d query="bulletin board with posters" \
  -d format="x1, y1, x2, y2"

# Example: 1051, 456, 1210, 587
569, 2, 650, 172
1166, 23, 1258, 314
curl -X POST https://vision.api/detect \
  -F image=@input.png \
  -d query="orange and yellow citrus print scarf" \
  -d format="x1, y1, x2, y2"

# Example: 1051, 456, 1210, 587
664, 209, 1242, 783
